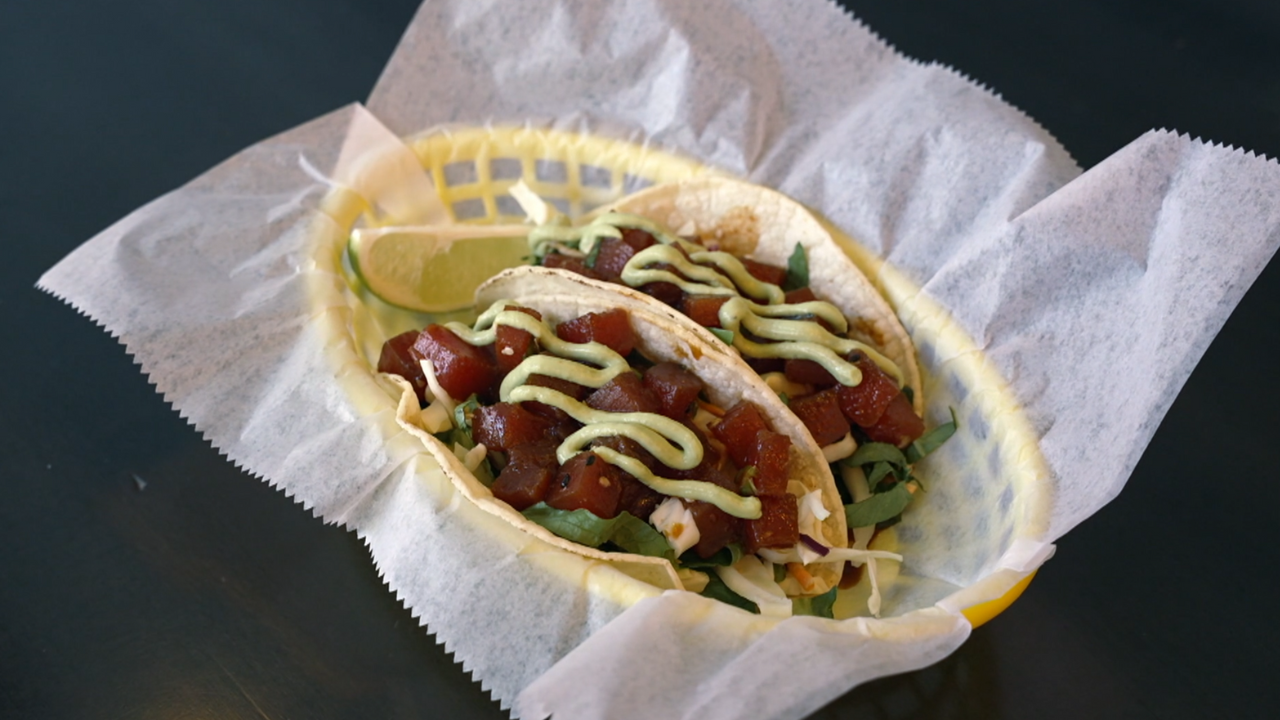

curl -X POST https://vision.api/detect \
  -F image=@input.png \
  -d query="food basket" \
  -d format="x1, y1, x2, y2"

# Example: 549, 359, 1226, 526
306, 125, 1050, 627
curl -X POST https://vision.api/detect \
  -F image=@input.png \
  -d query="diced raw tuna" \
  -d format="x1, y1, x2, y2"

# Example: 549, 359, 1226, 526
521, 373, 589, 426
711, 401, 771, 468
555, 308, 638, 356
743, 495, 799, 553
592, 237, 636, 281
639, 281, 682, 307
411, 325, 498, 401
495, 306, 541, 375
835, 354, 900, 427
491, 441, 558, 510
783, 287, 816, 304
585, 371, 660, 414
744, 356, 785, 375
665, 424, 725, 481
642, 362, 704, 420
526, 372, 588, 400
788, 388, 850, 447
546, 452, 624, 519
591, 434, 658, 472
618, 227, 658, 252
679, 295, 729, 328
688, 500, 742, 558
542, 252, 603, 279
749, 430, 791, 497
862, 392, 925, 448
472, 402, 555, 453
590, 435, 664, 522
784, 358, 837, 386
617, 475, 663, 520
739, 257, 788, 287
378, 330, 428, 403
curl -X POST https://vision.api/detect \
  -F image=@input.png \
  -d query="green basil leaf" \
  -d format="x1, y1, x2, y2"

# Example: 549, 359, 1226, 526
901, 385, 915, 405
700, 572, 759, 614
738, 466, 759, 496
792, 585, 838, 619
904, 407, 959, 464
522, 503, 673, 560
865, 461, 895, 489
773, 561, 787, 583
784, 242, 809, 291
679, 543, 744, 570
709, 327, 735, 345
845, 482, 915, 528
606, 517, 674, 558
583, 241, 603, 269
845, 442, 908, 470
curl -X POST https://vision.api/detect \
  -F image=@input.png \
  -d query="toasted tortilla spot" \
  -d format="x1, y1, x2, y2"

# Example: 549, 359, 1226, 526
703, 205, 760, 256
851, 316, 888, 349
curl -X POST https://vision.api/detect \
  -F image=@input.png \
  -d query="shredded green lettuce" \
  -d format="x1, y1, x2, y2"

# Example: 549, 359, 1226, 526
521, 503, 673, 560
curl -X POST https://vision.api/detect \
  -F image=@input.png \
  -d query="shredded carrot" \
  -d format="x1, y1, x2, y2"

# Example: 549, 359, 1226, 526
787, 562, 817, 592
697, 399, 726, 417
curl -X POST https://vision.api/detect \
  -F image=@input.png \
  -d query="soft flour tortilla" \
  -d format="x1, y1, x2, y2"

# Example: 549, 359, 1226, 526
583, 176, 924, 414
387, 266, 849, 596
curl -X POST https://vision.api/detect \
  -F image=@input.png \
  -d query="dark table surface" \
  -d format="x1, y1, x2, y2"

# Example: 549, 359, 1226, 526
4, 1, 1279, 718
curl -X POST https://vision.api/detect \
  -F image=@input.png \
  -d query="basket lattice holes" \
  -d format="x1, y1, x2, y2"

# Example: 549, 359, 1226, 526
409, 127, 718, 223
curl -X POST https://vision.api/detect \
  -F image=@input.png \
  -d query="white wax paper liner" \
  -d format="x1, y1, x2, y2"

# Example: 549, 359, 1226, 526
37, 0, 1280, 717
37, 106, 663, 702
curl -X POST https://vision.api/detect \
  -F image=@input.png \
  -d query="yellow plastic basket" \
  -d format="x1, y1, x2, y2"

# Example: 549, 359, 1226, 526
316, 125, 1045, 627
407, 126, 721, 223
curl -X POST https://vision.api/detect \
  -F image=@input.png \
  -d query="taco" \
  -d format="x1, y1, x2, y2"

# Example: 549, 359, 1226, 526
512, 177, 961, 618
373, 268, 902, 617
522, 176, 928, 462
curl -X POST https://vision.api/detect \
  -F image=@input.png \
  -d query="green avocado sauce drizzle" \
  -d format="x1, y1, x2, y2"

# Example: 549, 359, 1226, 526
446, 301, 762, 519
529, 212, 904, 387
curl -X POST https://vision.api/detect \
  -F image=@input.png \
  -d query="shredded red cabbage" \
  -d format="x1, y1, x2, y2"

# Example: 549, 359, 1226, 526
799, 534, 829, 556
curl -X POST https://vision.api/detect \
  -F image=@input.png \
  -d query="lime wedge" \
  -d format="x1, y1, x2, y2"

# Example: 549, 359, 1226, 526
348, 224, 531, 312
